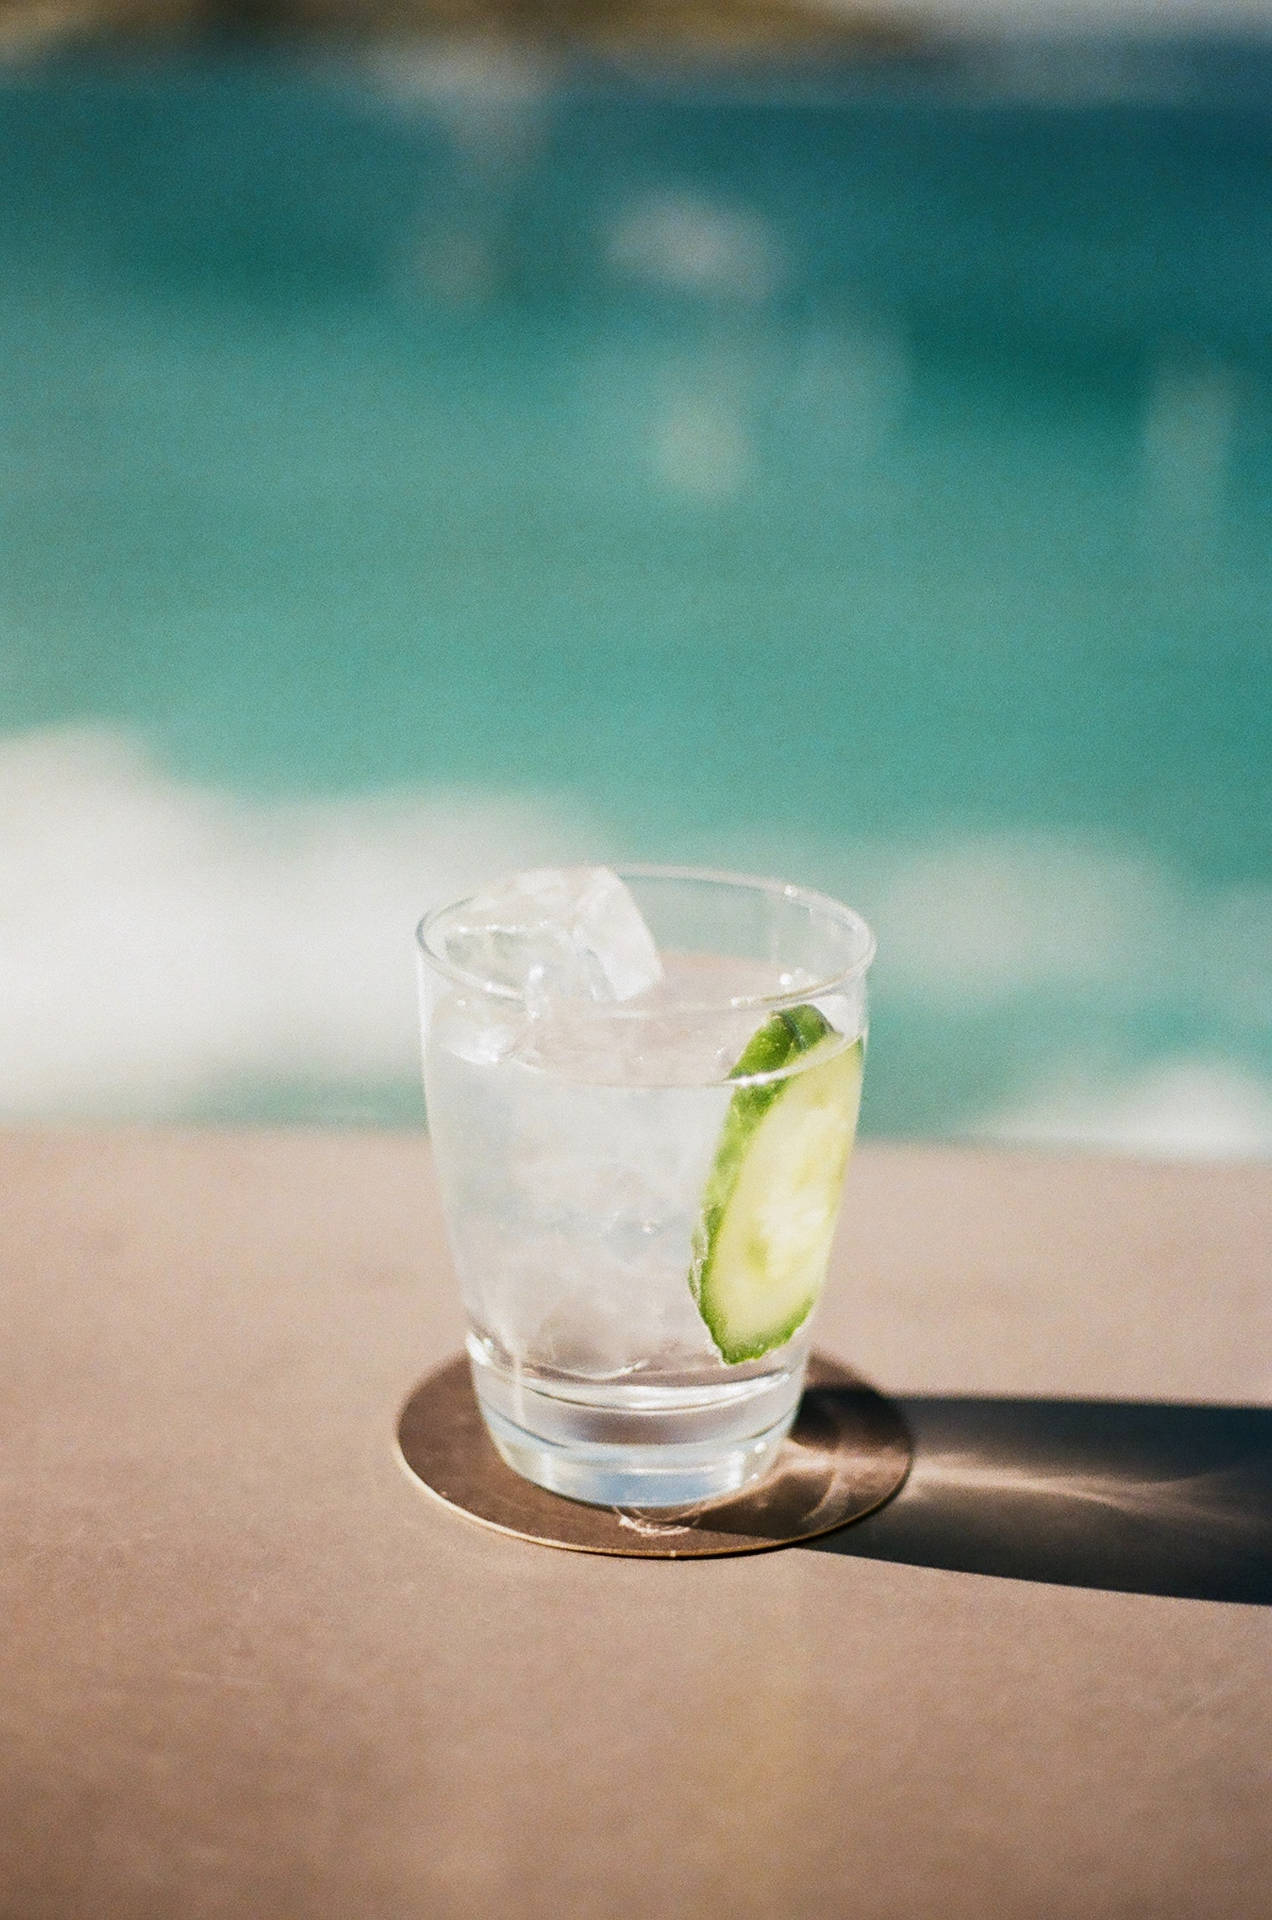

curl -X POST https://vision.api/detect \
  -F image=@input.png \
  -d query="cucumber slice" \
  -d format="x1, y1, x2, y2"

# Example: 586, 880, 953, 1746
690, 1005, 863, 1365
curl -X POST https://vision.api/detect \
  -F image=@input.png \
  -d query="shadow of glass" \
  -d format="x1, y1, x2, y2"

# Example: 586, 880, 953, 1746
807, 1395, 1272, 1604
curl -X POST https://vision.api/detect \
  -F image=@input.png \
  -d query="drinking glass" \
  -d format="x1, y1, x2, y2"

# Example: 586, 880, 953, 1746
417, 867, 874, 1507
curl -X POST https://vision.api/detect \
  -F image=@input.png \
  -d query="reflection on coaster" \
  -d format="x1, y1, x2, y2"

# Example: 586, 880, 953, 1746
396, 1351, 912, 1558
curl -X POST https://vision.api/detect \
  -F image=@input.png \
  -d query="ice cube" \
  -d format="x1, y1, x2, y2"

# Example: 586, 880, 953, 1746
443, 867, 662, 1006
531, 1284, 649, 1379
428, 992, 527, 1066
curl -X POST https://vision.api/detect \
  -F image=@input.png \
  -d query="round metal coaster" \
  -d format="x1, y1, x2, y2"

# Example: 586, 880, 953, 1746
395, 1351, 912, 1558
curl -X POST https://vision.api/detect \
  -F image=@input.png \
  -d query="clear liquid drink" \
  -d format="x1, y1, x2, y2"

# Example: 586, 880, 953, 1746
417, 868, 874, 1508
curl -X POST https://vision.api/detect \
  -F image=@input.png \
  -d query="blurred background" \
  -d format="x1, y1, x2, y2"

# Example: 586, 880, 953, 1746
0, 0, 1269, 1152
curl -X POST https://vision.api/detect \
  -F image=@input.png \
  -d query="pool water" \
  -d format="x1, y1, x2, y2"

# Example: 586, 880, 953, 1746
1, 37, 1269, 1151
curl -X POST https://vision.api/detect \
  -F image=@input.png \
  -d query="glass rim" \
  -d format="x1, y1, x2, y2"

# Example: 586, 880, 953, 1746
415, 863, 875, 1015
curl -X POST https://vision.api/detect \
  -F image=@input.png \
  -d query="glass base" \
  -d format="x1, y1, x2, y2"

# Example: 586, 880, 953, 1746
398, 1350, 914, 1554
468, 1337, 804, 1507
478, 1400, 794, 1507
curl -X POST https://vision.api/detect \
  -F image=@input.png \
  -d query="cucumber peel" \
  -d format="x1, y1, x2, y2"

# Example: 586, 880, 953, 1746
689, 1005, 863, 1365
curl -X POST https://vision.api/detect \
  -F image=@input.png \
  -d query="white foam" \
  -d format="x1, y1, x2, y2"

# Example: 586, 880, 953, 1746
860, 832, 1272, 1045
608, 192, 783, 305
866, 831, 1186, 1005
0, 725, 593, 1116
971, 1058, 1272, 1162
1, 739, 1268, 1160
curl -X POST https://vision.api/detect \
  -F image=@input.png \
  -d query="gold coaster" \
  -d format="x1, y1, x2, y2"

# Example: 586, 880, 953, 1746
396, 1351, 911, 1558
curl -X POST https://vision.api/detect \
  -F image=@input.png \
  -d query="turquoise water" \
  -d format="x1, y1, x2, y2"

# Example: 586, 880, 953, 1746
1, 41, 1269, 1149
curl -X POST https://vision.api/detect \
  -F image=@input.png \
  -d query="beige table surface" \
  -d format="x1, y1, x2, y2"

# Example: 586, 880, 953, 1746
2, 1129, 1269, 1919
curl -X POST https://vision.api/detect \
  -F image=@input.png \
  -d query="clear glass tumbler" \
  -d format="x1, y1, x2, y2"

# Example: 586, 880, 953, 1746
417, 867, 874, 1507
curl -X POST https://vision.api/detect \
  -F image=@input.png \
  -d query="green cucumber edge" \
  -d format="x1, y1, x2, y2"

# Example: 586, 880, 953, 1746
689, 1005, 859, 1364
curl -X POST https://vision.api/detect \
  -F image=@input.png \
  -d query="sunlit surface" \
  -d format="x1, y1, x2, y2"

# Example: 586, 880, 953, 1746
0, 38, 1268, 1141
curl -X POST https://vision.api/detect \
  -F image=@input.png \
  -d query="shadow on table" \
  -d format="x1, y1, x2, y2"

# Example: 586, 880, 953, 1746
809, 1395, 1272, 1604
